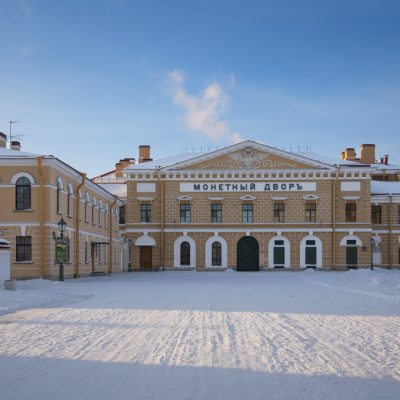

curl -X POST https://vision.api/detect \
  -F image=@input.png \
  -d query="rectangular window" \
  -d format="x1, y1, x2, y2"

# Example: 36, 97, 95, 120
84, 203, 88, 222
211, 203, 222, 223
99, 209, 102, 227
92, 205, 95, 225
242, 204, 253, 223
119, 205, 126, 224
274, 203, 285, 223
371, 205, 382, 224
141, 204, 151, 223
16, 236, 32, 262
398, 205, 400, 224
305, 203, 317, 222
346, 202, 357, 222
180, 203, 191, 223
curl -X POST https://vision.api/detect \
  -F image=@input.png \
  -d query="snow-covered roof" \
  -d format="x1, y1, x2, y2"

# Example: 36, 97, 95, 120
98, 183, 127, 198
124, 146, 365, 172
371, 181, 400, 195
125, 151, 207, 170
291, 151, 362, 166
0, 146, 123, 202
0, 147, 39, 158
125, 145, 400, 173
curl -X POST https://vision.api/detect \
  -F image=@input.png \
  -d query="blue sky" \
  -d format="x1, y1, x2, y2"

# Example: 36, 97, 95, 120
1, 0, 400, 177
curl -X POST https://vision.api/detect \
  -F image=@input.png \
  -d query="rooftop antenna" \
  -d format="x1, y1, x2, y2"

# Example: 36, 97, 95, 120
9, 120, 19, 142
8, 121, 26, 145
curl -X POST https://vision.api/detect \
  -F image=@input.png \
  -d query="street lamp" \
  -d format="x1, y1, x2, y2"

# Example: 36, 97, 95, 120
370, 237, 375, 270
56, 217, 67, 281
127, 238, 132, 272
58, 217, 67, 239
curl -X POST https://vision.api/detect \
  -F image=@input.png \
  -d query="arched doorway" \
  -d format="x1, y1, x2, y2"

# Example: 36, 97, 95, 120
174, 235, 196, 269
268, 236, 291, 269
300, 236, 323, 269
340, 235, 362, 269
180, 241, 191, 266
237, 236, 259, 271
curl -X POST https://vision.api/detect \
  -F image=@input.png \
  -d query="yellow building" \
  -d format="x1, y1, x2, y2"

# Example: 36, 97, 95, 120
0, 133, 123, 279
122, 140, 400, 271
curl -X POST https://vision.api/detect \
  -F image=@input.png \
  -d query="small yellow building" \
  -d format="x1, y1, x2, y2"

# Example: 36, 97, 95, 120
0, 133, 123, 279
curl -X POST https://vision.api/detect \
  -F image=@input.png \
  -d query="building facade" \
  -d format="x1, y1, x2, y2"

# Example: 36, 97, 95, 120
0, 134, 123, 279
122, 140, 400, 271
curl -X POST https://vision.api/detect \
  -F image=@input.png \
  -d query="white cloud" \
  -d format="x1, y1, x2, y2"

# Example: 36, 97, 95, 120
166, 69, 242, 144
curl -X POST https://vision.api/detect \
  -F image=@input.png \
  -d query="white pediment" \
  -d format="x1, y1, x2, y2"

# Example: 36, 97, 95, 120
163, 140, 334, 171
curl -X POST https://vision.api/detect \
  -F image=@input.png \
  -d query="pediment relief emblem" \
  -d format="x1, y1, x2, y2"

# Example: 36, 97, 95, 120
198, 147, 297, 170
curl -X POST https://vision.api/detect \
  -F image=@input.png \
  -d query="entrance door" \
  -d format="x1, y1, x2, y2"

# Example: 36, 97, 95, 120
346, 246, 358, 268
373, 248, 382, 266
140, 246, 152, 270
274, 246, 285, 266
237, 236, 259, 271
305, 247, 317, 267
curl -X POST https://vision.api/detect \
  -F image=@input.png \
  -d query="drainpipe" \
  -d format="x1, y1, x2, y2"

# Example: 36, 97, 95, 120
157, 168, 165, 269
332, 166, 340, 270
74, 173, 86, 278
37, 156, 45, 278
389, 194, 393, 269
108, 195, 118, 274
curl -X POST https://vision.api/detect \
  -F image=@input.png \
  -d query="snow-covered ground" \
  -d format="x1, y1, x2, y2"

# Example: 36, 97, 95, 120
0, 269, 399, 400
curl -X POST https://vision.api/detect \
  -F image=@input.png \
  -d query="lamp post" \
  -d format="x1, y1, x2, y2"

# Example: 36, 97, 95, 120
57, 217, 67, 281
128, 238, 132, 272
370, 237, 375, 271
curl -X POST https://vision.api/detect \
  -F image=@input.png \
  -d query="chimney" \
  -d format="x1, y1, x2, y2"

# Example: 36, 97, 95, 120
0, 132, 6, 148
343, 148, 357, 161
360, 144, 376, 164
115, 158, 135, 178
383, 155, 389, 165
10, 140, 21, 151
138, 145, 152, 163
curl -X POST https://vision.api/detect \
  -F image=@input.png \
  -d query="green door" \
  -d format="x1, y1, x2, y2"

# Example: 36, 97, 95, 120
274, 247, 285, 266
346, 247, 358, 267
237, 236, 259, 271
305, 247, 317, 266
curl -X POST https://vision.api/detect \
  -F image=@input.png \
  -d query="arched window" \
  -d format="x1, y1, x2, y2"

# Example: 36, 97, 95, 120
104, 204, 109, 229
56, 178, 63, 213
15, 177, 31, 210
67, 183, 73, 217
212, 242, 222, 266
180, 241, 191, 266
92, 196, 97, 224
99, 201, 102, 227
